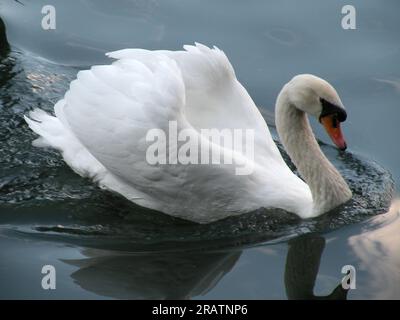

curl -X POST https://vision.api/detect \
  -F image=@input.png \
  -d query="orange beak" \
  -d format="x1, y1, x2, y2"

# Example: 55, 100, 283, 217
320, 114, 347, 151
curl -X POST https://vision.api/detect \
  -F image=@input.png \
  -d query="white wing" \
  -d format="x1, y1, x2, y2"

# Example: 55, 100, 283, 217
26, 44, 303, 223
107, 43, 285, 165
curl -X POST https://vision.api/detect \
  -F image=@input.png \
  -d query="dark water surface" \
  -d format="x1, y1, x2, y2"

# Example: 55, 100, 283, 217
1, 0, 400, 299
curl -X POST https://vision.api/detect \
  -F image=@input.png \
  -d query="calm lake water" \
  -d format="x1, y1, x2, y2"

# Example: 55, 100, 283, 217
1, 0, 400, 299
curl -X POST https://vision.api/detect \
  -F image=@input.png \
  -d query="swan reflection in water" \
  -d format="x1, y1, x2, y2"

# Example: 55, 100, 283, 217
285, 234, 348, 300
63, 249, 241, 299
62, 233, 347, 300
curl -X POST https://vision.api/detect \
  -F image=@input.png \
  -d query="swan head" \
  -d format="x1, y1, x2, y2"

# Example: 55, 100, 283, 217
286, 74, 348, 150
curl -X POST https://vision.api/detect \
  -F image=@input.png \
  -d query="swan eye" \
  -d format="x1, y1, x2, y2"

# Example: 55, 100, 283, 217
319, 98, 347, 123
332, 115, 339, 128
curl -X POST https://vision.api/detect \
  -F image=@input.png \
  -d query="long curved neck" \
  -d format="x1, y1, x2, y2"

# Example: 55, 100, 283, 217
275, 90, 352, 216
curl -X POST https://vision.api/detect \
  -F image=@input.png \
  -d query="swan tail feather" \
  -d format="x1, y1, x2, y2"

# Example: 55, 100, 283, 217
25, 107, 152, 203
24, 108, 64, 149
24, 107, 106, 180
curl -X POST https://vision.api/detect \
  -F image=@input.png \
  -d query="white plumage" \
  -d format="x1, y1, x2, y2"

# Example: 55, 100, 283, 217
25, 43, 351, 223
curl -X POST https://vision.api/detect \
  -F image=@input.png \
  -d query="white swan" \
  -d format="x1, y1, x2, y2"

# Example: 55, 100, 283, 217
25, 43, 352, 223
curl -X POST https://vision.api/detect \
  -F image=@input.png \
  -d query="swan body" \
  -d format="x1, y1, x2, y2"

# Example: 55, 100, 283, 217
25, 43, 352, 223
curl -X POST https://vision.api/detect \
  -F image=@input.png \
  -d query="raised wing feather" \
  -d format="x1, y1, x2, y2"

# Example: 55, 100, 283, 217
107, 43, 284, 165
59, 56, 186, 186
